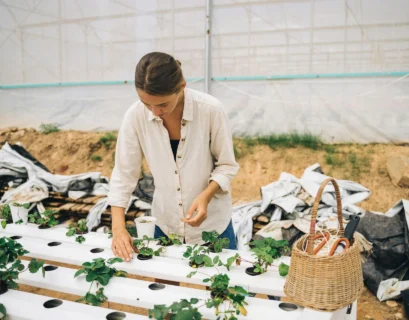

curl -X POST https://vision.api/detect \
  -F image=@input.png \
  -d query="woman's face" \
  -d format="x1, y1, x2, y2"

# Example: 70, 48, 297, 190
137, 88, 184, 119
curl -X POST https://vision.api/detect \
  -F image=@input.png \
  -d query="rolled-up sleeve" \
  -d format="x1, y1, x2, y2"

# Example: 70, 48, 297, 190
107, 106, 142, 208
208, 104, 240, 193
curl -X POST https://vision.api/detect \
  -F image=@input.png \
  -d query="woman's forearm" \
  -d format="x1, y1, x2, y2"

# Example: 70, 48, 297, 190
202, 180, 220, 202
111, 206, 126, 232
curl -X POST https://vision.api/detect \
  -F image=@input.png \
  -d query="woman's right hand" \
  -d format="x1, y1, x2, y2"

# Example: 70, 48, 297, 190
111, 228, 134, 262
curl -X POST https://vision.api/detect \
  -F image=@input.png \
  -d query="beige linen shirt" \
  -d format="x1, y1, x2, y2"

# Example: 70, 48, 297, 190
107, 88, 239, 244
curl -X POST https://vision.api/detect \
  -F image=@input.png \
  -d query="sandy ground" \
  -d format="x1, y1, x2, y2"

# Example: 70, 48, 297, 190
1, 128, 409, 319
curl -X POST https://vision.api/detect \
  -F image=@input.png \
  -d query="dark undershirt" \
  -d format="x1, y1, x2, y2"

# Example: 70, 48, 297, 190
170, 140, 180, 161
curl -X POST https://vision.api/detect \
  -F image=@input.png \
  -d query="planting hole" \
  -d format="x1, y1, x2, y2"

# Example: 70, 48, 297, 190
106, 312, 126, 320
148, 283, 165, 290
47, 242, 61, 247
43, 299, 63, 309
279, 303, 298, 312
10, 236, 22, 240
44, 265, 58, 272
91, 248, 104, 253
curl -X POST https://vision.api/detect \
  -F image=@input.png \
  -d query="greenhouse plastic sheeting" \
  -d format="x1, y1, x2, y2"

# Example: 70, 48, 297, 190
1, 0, 409, 143
1, 77, 408, 143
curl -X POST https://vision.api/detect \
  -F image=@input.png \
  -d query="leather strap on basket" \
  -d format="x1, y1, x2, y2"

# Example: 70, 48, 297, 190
306, 177, 344, 255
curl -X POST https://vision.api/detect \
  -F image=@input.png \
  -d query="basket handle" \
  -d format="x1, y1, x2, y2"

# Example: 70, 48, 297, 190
306, 177, 344, 255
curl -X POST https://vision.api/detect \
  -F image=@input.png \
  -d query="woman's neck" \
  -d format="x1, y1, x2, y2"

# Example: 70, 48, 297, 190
172, 91, 185, 120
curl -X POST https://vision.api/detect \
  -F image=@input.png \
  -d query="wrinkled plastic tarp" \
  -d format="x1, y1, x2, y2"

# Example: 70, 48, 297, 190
357, 199, 409, 296
0, 142, 105, 203
232, 163, 370, 251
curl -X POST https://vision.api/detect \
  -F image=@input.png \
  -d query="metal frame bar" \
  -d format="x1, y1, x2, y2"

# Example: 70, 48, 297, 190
205, 0, 212, 93
1, 72, 408, 89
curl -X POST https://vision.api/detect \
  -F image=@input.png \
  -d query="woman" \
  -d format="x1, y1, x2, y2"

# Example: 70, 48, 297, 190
108, 52, 239, 262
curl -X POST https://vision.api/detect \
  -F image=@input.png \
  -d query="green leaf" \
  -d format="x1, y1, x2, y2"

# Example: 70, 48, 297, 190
74, 268, 86, 278
86, 272, 98, 283
203, 256, 213, 267
76, 236, 86, 244
1, 220, 6, 229
186, 271, 197, 278
85, 292, 100, 306
108, 257, 123, 265
279, 263, 289, 277
0, 303, 7, 319
7, 280, 19, 290
28, 258, 44, 273
23, 203, 30, 209
66, 229, 76, 237
97, 273, 111, 286
149, 304, 169, 320
114, 270, 127, 278
228, 286, 248, 296
202, 230, 219, 243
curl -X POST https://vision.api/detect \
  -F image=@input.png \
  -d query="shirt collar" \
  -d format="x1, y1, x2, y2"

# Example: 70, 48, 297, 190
147, 88, 193, 122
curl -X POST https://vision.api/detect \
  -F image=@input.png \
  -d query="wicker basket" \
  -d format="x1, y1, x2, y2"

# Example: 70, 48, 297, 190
284, 177, 363, 311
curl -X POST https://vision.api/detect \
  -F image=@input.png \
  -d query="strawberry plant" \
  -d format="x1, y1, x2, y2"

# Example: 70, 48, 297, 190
133, 235, 164, 260
243, 237, 289, 276
76, 235, 86, 244
204, 273, 248, 319
157, 233, 183, 247
202, 230, 230, 253
66, 219, 88, 244
0, 204, 11, 229
0, 236, 45, 295
150, 252, 243, 319
74, 257, 127, 306
187, 255, 248, 319
148, 298, 202, 320
67, 219, 88, 235
183, 245, 211, 268
29, 209, 59, 229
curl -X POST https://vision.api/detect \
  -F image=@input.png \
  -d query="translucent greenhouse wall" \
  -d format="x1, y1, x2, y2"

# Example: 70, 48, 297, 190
0, 0, 408, 143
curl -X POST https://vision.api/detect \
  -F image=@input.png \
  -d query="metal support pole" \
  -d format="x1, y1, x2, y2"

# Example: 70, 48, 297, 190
205, 0, 212, 94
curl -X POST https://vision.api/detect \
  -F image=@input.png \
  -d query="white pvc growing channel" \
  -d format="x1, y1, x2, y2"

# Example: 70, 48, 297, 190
0, 222, 357, 319
2, 289, 146, 320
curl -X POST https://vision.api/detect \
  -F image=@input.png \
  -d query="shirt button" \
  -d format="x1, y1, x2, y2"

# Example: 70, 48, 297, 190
177, 188, 181, 191
175, 170, 178, 174
177, 155, 182, 159
179, 203, 182, 206
181, 138, 185, 142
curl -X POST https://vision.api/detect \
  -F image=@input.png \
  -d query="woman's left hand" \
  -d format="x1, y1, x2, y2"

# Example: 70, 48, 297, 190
182, 192, 211, 227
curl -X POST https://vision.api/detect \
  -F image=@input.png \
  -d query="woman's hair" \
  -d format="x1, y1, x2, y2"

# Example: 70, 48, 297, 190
135, 52, 185, 96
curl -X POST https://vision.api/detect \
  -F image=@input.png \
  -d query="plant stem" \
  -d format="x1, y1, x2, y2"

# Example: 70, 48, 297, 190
88, 280, 94, 294
237, 257, 254, 264
194, 270, 212, 278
